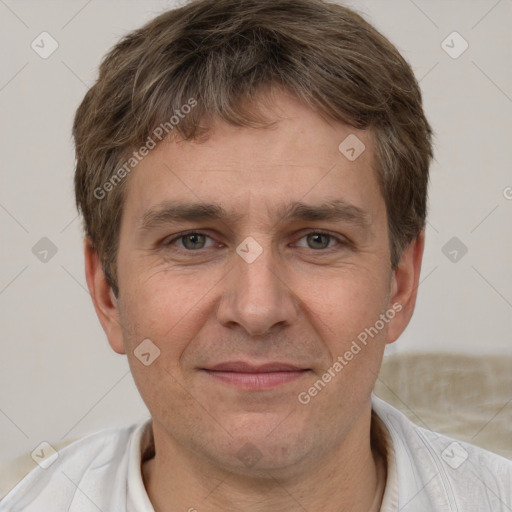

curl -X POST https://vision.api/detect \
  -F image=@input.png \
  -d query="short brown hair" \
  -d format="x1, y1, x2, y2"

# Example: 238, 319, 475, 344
73, 0, 433, 298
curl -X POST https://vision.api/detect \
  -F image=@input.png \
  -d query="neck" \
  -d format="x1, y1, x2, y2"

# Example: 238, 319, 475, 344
142, 407, 387, 512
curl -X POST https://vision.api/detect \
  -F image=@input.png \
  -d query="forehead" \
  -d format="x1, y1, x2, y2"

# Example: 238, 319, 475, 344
121, 91, 383, 228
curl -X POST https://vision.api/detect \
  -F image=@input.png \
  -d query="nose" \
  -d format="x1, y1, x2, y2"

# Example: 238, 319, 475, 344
216, 241, 299, 336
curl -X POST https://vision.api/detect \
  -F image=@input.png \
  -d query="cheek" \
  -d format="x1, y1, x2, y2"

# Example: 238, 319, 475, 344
119, 261, 216, 338
303, 265, 390, 336
117, 275, 207, 424
301, 268, 391, 401
120, 291, 201, 365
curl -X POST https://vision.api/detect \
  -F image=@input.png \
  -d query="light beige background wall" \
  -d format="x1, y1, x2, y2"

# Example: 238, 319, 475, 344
1, 0, 511, 468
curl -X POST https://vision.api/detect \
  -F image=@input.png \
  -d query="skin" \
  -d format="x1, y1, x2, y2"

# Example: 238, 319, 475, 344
85, 89, 424, 512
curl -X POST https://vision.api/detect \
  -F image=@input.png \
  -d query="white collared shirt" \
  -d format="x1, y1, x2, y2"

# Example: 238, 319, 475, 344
1, 395, 511, 511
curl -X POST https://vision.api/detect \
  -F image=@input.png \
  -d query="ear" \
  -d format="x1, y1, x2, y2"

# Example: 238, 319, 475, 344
84, 238, 125, 354
385, 230, 425, 344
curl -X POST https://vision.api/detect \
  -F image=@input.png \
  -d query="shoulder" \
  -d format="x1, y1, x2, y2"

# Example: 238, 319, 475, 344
372, 395, 512, 511
0, 420, 148, 512
415, 424, 512, 509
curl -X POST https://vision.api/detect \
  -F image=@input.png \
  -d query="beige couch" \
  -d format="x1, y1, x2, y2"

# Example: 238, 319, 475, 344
1, 352, 511, 499
375, 352, 512, 460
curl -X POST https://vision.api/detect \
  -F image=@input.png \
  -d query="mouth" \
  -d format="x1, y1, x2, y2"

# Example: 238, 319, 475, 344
200, 361, 311, 390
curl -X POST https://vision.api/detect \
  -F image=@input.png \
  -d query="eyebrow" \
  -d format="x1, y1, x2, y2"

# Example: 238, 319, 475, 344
139, 199, 372, 232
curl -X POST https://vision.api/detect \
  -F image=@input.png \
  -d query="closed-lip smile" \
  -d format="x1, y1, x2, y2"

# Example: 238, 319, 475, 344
201, 361, 310, 390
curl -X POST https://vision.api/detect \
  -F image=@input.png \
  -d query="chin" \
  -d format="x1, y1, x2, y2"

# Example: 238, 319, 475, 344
211, 415, 314, 473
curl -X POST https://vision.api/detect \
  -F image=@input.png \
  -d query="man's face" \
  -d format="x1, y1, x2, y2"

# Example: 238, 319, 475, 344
106, 90, 408, 473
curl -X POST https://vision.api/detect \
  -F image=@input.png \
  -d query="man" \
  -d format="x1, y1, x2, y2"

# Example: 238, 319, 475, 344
1, 0, 511, 510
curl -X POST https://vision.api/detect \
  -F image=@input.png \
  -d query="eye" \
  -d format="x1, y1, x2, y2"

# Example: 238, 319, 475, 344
294, 232, 343, 250
165, 231, 217, 251
162, 230, 348, 253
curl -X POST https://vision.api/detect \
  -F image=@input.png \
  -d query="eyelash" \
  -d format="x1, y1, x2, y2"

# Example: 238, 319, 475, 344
162, 230, 350, 253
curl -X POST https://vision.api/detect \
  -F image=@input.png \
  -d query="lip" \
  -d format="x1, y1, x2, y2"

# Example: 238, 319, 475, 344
207, 361, 304, 373
201, 361, 310, 390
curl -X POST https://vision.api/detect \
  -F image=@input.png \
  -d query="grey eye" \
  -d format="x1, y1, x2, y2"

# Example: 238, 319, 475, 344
295, 233, 337, 250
